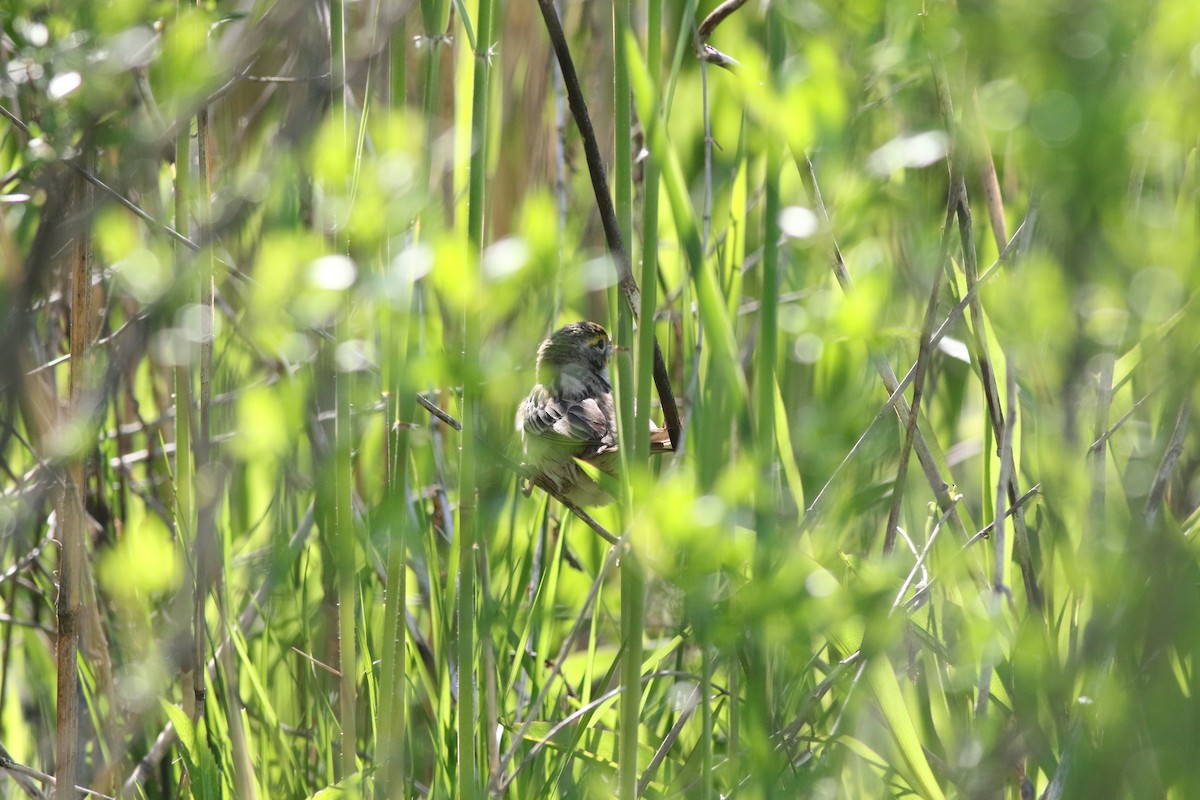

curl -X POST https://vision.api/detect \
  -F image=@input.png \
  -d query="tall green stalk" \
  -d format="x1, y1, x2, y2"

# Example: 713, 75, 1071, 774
377, 388, 413, 798
613, 2, 644, 798
754, 22, 783, 516
459, 0, 496, 797
171, 69, 201, 753
56, 148, 94, 800
328, 0, 358, 783
744, 6, 786, 786
376, 15, 410, 798
333, 330, 357, 786
420, 0, 448, 202
635, 1, 661, 462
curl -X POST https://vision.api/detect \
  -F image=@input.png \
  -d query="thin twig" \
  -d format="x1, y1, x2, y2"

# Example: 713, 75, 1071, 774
416, 393, 462, 430
637, 683, 700, 795
695, 0, 746, 69
551, 0, 568, 323
972, 90, 1008, 252
1, 752, 114, 799
883, 203, 953, 555
243, 72, 333, 82
994, 363, 1019, 585
892, 492, 962, 609
961, 484, 1043, 549
1088, 385, 1156, 454
977, 358, 1018, 716
0, 532, 52, 586
699, 27, 713, 252
903, 483, 1042, 616
1144, 400, 1192, 529
696, 0, 747, 39
1088, 355, 1115, 561
528, 474, 619, 545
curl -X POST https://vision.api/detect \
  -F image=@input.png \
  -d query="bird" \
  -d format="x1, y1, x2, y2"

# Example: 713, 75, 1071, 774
515, 321, 670, 506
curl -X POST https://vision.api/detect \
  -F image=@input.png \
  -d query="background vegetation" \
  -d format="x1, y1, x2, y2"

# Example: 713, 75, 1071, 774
1, 0, 1198, 797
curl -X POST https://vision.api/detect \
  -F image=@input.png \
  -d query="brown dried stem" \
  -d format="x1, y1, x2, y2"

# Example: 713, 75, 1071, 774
696, 0, 747, 69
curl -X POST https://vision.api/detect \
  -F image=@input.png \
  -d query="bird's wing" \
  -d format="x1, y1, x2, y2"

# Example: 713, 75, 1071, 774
517, 387, 615, 457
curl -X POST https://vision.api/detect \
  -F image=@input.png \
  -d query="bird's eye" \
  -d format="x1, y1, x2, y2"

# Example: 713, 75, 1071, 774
593, 337, 607, 349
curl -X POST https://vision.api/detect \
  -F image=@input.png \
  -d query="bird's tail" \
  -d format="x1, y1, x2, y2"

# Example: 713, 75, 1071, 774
649, 423, 673, 453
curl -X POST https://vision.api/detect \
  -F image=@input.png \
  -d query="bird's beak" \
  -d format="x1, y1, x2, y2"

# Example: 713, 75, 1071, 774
611, 344, 630, 353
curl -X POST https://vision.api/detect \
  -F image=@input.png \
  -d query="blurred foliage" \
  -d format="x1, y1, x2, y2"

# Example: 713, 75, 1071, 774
1, 0, 1199, 797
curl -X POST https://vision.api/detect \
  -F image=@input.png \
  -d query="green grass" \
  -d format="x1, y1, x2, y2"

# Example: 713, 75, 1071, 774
1, 0, 1199, 798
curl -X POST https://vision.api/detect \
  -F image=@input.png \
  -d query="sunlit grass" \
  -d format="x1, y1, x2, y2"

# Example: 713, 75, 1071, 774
1, 0, 1198, 798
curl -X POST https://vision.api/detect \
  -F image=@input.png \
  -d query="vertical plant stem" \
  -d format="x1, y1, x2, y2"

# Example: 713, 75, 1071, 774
698, 39, 712, 250
700, 639, 715, 800
1089, 354, 1114, 537
741, 5, 786, 780
754, 7, 784, 569
376, 13, 410, 798
634, 28, 664, 785
459, 0, 496, 796
335, 336, 358, 783
972, 91, 1008, 253
173, 69, 199, 738
378, 388, 414, 798
55, 154, 93, 800
613, 3, 644, 798
329, 0, 358, 782
337, 279, 356, 766
166, 27, 196, 787
195, 54, 254, 798
977, 359, 1017, 715
194, 115, 215, 747
194, 106, 215, 629
614, 2, 633, 255
414, 3, 445, 785
478, 549, 501, 778
551, 0, 568, 322
618, 548, 644, 800
420, 2, 446, 202
636, 0, 662, 462
612, 0, 635, 461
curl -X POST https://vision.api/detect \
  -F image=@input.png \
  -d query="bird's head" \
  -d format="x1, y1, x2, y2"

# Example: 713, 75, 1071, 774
535, 321, 613, 377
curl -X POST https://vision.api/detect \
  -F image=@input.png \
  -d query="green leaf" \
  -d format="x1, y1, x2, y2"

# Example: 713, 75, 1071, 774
866, 657, 946, 800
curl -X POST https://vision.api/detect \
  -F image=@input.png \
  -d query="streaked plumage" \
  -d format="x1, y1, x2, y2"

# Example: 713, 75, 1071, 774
516, 321, 673, 506
516, 321, 619, 506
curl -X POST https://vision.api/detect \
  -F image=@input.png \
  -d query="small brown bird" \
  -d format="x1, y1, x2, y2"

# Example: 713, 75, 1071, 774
516, 321, 619, 506
515, 321, 671, 506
